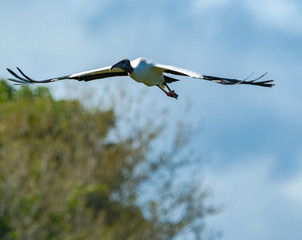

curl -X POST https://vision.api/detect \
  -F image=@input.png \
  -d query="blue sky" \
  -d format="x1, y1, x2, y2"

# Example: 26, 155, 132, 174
1, 0, 302, 239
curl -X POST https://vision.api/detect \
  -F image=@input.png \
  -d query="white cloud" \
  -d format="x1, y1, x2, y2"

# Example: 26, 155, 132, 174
205, 155, 302, 240
190, 0, 302, 35
282, 175, 302, 204
246, 0, 302, 34
281, 151, 302, 207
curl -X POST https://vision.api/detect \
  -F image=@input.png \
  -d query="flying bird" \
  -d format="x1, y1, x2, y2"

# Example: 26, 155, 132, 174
7, 57, 274, 99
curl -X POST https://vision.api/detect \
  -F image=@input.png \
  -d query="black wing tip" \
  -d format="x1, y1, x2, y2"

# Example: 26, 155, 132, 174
245, 77, 275, 87
7, 79, 29, 86
6, 67, 68, 84
6, 67, 33, 84
251, 82, 275, 87
7, 68, 16, 76
203, 72, 275, 88
243, 72, 275, 87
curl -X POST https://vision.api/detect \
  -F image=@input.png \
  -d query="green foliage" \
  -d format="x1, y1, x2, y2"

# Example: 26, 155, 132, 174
0, 79, 214, 240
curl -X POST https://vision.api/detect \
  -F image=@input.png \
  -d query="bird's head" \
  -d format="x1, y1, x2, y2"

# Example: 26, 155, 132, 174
110, 59, 133, 73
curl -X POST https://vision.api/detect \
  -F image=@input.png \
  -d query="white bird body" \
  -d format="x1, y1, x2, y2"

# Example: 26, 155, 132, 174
129, 58, 165, 86
7, 57, 274, 99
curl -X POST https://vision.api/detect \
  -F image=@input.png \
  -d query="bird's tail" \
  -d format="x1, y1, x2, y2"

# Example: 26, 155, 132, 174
164, 75, 180, 83
202, 73, 274, 87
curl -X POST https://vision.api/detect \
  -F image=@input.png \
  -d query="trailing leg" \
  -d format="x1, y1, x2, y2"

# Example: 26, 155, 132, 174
157, 84, 178, 99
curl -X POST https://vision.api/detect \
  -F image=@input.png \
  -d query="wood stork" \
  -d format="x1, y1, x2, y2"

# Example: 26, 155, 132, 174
7, 57, 274, 99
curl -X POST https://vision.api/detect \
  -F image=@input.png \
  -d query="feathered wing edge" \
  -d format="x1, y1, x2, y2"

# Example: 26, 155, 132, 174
201, 73, 274, 87
7, 67, 70, 85
155, 63, 274, 87
6, 66, 127, 85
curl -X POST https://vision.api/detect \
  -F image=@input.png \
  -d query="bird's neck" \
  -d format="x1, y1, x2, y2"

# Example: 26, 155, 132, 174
127, 65, 134, 74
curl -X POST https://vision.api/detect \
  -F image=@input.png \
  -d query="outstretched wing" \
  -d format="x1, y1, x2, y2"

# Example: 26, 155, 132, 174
7, 65, 127, 85
154, 62, 274, 87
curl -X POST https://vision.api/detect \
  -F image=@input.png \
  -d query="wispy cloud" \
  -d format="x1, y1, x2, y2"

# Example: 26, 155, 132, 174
205, 155, 302, 240
246, 0, 302, 35
281, 151, 302, 206
190, 0, 302, 35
